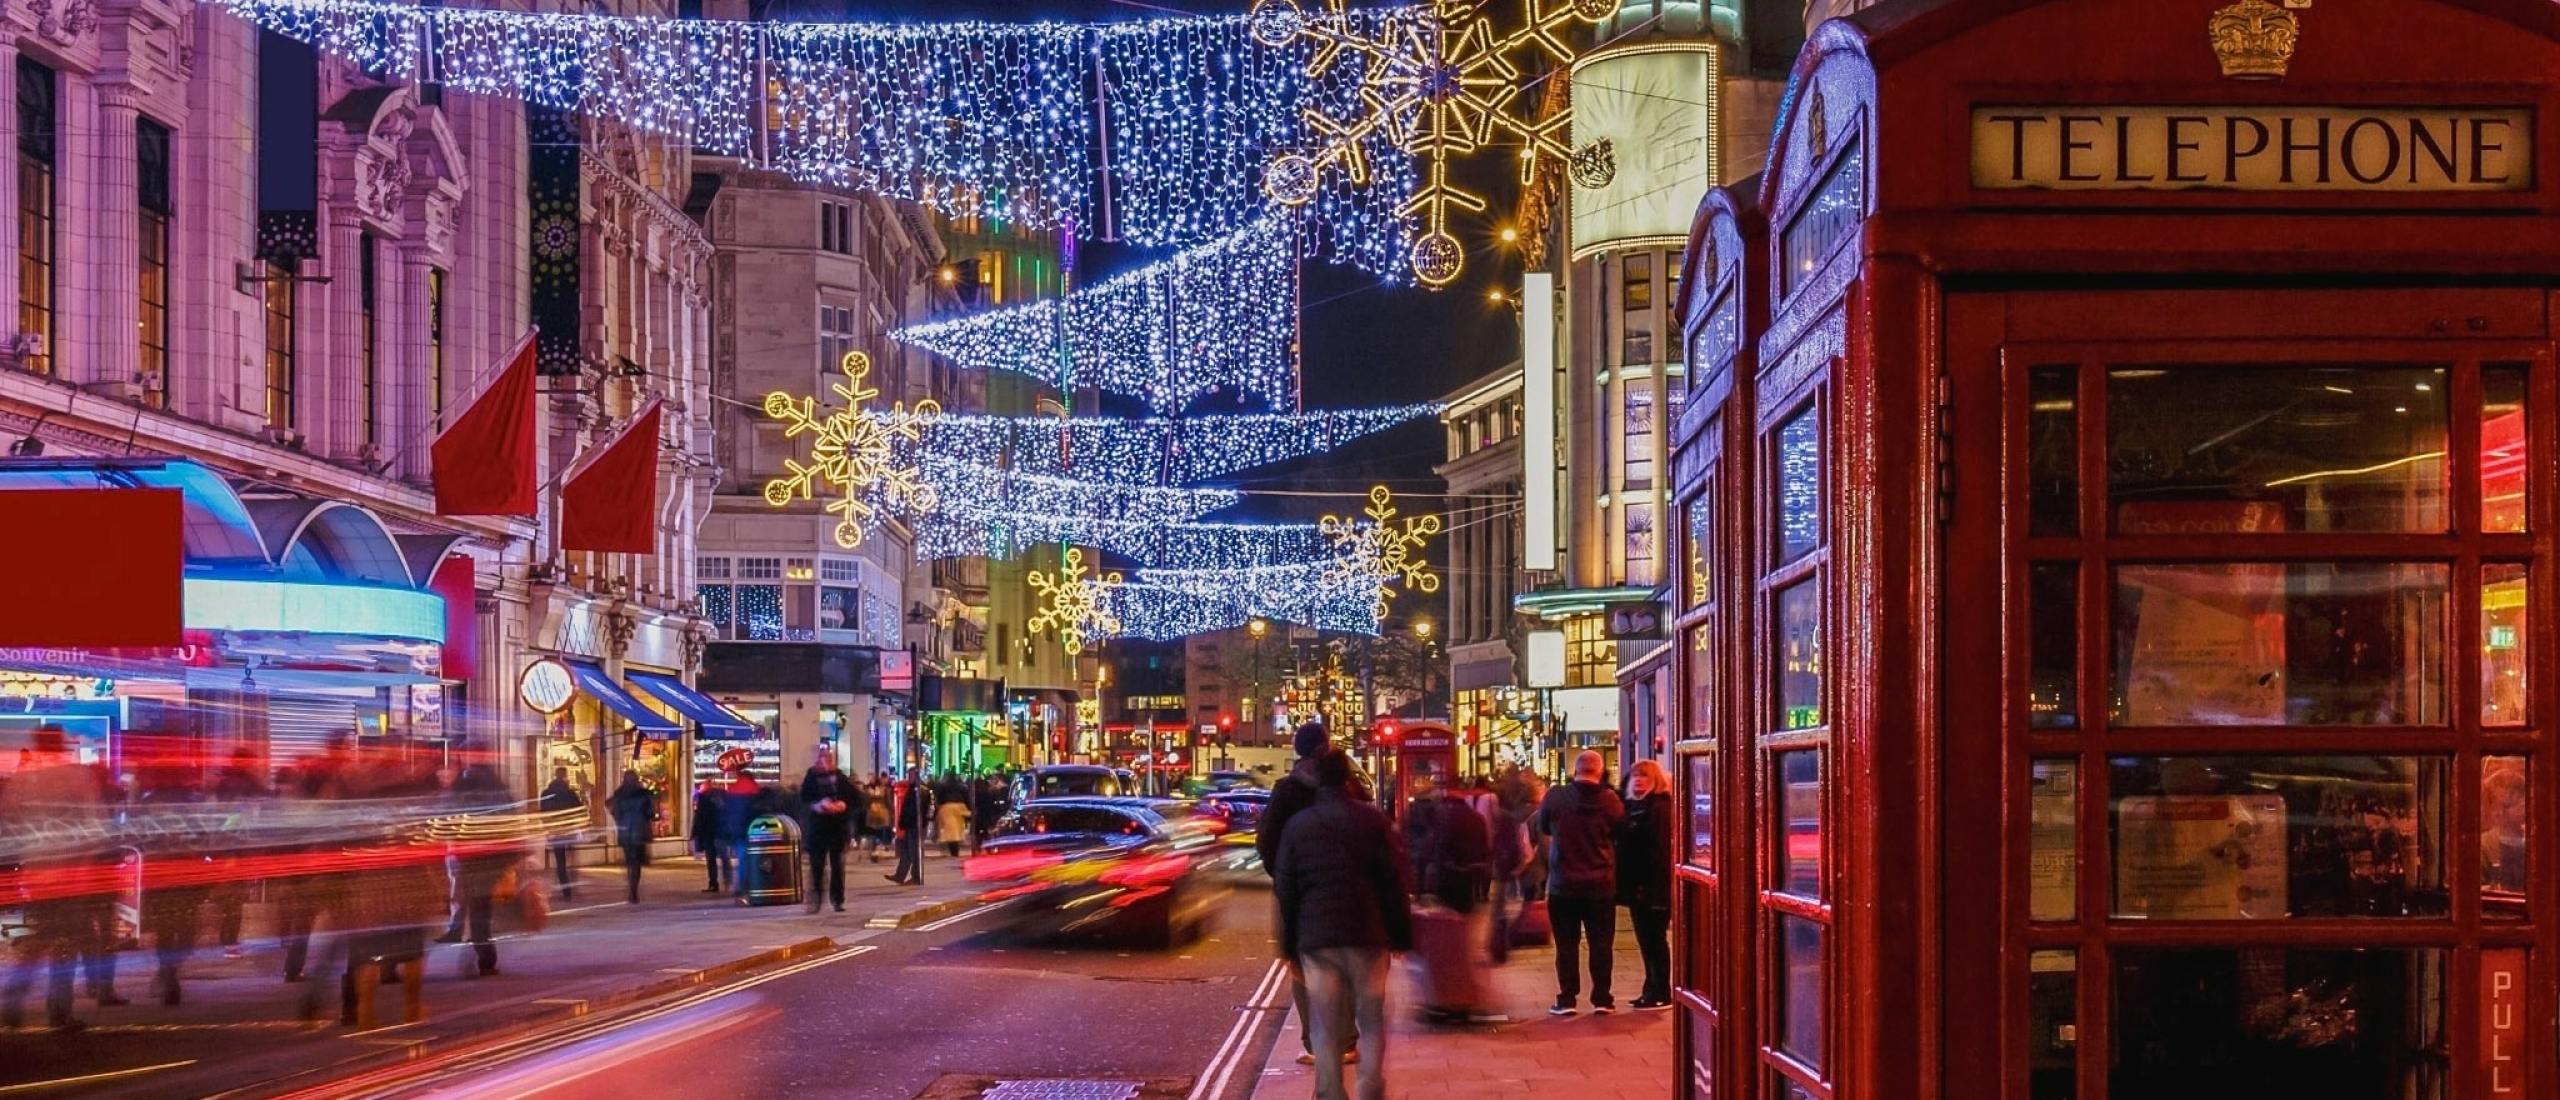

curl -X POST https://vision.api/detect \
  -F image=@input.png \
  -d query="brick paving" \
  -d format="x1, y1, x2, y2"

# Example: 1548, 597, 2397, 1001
1249, 926, 1671, 1100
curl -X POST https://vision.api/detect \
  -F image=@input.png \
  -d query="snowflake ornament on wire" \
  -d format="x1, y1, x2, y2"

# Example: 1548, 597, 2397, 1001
1321, 484, 1442, 621
1027, 546, 1126, 655
762, 350, 942, 550
1254, 0, 1610, 288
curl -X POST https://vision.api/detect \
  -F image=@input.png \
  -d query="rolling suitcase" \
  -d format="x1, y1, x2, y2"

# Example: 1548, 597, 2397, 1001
1409, 903, 1483, 1019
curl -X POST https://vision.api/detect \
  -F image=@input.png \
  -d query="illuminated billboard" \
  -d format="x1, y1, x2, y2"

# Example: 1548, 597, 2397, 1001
1570, 45, 1720, 260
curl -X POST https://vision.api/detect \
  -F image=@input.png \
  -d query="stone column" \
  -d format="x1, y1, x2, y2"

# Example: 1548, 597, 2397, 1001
392, 245, 437, 481
319, 206, 368, 459
94, 86, 142, 392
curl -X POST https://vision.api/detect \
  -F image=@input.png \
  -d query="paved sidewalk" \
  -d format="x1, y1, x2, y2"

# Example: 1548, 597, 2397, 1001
1249, 927, 1670, 1100
0, 854, 986, 1099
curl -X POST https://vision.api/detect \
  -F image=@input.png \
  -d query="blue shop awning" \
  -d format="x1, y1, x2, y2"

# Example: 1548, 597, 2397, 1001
565, 660, 681, 736
625, 670, 755, 736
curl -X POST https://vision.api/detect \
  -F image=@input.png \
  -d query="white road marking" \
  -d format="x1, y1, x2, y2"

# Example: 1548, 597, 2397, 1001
1185, 959, 1288, 1100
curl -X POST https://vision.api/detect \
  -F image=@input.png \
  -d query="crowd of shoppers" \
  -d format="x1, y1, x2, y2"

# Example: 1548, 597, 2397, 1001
1259, 721, 1678, 1100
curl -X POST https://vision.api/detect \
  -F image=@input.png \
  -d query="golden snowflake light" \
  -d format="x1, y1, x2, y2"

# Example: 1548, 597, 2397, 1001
1028, 547, 1126, 655
1253, 0, 1609, 287
1321, 484, 1441, 621
762, 350, 942, 550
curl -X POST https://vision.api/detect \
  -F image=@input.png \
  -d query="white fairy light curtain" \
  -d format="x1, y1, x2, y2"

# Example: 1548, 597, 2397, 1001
216, 0, 1421, 273
891, 219, 1301, 413
913, 403, 1437, 487
918, 459, 1245, 529
1110, 560, 1383, 638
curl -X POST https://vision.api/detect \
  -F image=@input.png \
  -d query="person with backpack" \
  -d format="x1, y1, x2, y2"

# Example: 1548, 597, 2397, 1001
1256, 721, 1362, 1065
609, 771, 658, 905
1275, 749, 1413, 1100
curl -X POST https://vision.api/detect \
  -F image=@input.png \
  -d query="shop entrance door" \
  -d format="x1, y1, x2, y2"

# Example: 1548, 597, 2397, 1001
1942, 287, 2557, 1100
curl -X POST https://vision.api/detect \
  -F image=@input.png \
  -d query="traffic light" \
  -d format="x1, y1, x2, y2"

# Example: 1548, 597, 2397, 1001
1219, 713, 1234, 733
1373, 719, 1399, 745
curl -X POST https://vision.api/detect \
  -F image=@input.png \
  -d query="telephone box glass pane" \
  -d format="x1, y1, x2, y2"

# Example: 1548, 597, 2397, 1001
2110, 947, 2448, 1100
2029, 367, 2078, 538
2482, 365, 2526, 533
2482, 755, 2528, 918
2028, 950, 2078, 1100
1687, 751, 1715, 868
2109, 366, 2448, 534
2031, 562, 2078, 729
1776, 405, 1821, 564
1683, 883, 1716, 991
1772, 915, 1824, 1069
2030, 759, 2078, 922
1688, 1011, 1717, 1099
2111, 562, 2448, 727
1777, 579, 1823, 731
1777, 750, 1822, 897
1688, 488, 1714, 607
2108, 755, 2448, 920
2482, 564, 2527, 727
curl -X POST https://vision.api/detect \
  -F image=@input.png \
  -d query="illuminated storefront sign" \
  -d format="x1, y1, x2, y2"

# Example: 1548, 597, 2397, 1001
1972, 106, 2533, 192
1568, 46, 1721, 259
184, 578, 445, 642
0, 672, 112, 699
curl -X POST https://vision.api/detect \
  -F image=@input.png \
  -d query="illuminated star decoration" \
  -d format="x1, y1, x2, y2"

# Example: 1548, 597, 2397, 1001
1321, 485, 1442, 619
1028, 547, 1126, 655
762, 350, 942, 550
1253, 0, 1608, 287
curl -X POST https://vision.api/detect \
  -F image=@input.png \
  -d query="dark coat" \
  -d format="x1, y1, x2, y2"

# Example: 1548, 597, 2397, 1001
1275, 788, 1413, 959
891, 781, 933, 834
1254, 756, 1321, 877
609, 785, 658, 848
1534, 779, 1627, 901
1408, 794, 1493, 912
690, 786, 727, 847
1617, 790, 1675, 910
799, 768, 863, 847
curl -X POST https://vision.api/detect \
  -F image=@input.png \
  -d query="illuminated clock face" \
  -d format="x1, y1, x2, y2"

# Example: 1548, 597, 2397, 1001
1569, 48, 1719, 257
520, 658, 576, 715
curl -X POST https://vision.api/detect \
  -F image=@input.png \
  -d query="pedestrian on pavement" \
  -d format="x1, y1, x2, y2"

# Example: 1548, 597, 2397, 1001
721, 769, 757, 897
972, 776, 1005, 853
799, 748, 861, 912
540, 767, 584, 901
937, 789, 972, 859
1256, 721, 1361, 1065
1620, 759, 1676, 1011
862, 777, 893, 861
0, 727, 108, 1031
609, 770, 657, 905
210, 750, 268, 959
1534, 751, 1626, 1016
439, 743, 516, 977
1275, 748, 1412, 1100
693, 778, 732, 893
1405, 772, 1493, 1025
1483, 777, 1531, 964
885, 770, 931, 886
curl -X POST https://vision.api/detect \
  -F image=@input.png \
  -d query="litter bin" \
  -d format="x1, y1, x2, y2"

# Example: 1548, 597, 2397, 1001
741, 814, 804, 907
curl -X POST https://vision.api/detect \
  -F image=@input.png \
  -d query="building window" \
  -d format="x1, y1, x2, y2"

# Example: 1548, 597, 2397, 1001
818, 304, 856, 373
818, 200, 852, 255
981, 250, 1005, 304
426, 268, 446, 427
263, 261, 295, 427
1622, 253, 1654, 365
1627, 502, 1656, 587
359, 235, 378, 447
137, 117, 171, 405
1624, 381, 1656, 487
16, 57, 54, 377
1565, 613, 1616, 688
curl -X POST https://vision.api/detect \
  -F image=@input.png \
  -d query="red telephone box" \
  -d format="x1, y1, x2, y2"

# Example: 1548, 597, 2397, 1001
1671, 0, 2560, 1098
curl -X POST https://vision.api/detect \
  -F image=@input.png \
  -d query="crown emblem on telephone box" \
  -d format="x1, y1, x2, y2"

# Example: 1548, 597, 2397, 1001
2210, 0, 2301, 80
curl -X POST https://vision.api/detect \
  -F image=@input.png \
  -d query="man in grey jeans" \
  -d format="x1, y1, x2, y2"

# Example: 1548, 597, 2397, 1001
1275, 749, 1413, 1100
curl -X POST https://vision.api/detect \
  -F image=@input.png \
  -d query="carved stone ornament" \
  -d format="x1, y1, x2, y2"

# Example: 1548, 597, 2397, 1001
38, 0, 97, 45
2210, 0, 2301, 80
601, 606, 638, 660
422, 196, 456, 258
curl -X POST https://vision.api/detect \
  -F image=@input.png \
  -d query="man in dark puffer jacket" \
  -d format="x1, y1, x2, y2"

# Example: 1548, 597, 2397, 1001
1257, 721, 1359, 1065
1276, 749, 1412, 1100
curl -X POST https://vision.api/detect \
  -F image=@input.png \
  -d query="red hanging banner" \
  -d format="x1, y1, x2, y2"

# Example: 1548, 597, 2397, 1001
0, 489, 183, 647
432, 331, 540, 517
560, 398, 662, 554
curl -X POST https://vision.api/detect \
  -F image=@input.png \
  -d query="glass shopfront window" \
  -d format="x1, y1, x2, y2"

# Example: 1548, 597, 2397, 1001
2109, 366, 2449, 534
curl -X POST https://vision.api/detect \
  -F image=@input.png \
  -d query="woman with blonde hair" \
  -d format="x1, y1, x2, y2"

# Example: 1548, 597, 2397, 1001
1619, 758, 1676, 1010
